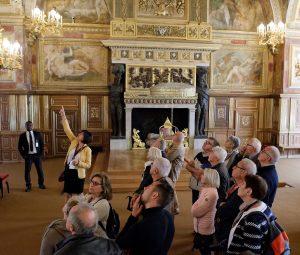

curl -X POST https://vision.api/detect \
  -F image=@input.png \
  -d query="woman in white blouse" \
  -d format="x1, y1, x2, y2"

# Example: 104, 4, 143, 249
84, 173, 112, 238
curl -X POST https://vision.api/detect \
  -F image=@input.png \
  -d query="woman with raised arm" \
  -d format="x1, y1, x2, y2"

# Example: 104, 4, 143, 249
59, 106, 92, 201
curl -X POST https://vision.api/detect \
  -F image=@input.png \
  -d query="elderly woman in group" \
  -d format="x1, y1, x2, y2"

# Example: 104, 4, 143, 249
224, 135, 240, 176
227, 174, 274, 254
130, 146, 162, 208
84, 173, 113, 238
191, 168, 220, 255
40, 196, 82, 255
59, 106, 93, 201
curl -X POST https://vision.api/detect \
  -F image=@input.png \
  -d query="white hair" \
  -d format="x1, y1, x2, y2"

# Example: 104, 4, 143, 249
248, 138, 262, 153
68, 203, 98, 235
240, 158, 257, 175
267, 146, 280, 164
212, 146, 227, 163
148, 147, 162, 161
152, 158, 171, 177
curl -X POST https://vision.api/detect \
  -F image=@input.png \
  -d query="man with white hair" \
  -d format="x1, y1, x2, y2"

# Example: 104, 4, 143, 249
215, 158, 257, 244
54, 203, 121, 255
232, 137, 262, 169
257, 145, 280, 207
166, 131, 185, 183
187, 146, 230, 204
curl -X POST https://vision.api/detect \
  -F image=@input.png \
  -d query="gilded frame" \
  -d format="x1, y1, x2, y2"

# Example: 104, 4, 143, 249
211, 45, 268, 92
38, 38, 108, 89
125, 64, 196, 95
289, 45, 300, 88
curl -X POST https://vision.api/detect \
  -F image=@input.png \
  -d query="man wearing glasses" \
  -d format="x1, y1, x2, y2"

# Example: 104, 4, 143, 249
214, 158, 257, 248
231, 137, 262, 170
257, 146, 280, 208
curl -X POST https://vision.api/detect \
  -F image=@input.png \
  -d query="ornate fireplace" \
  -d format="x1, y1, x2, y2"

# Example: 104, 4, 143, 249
102, 40, 221, 149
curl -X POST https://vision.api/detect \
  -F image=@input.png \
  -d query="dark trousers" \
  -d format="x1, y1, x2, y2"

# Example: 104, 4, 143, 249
192, 189, 200, 204
24, 154, 44, 187
197, 233, 213, 255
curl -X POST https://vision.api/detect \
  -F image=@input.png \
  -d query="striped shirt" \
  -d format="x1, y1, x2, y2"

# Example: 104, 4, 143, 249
227, 202, 273, 254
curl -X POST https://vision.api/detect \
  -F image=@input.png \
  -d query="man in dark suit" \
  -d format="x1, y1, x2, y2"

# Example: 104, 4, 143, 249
18, 121, 46, 192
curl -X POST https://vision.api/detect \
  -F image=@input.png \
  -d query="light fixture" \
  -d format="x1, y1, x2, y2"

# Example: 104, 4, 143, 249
0, 26, 22, 70
257, 21, 285, 54
25, 7, 62, 46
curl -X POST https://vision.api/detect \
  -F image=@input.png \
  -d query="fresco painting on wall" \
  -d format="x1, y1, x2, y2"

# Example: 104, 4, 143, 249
209, 0, 264, 31
39, 40, 108, 88
290, 46, 300, 87
45, 0, 112, 24
136, 0, 187, 20
213, 48, 263, 87
0, 70, 15, 82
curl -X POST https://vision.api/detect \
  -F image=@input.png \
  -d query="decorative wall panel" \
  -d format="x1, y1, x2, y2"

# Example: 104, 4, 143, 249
88, 96, 103, 129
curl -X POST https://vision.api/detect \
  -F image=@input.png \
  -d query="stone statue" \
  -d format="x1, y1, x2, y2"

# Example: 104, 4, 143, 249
109, 64, 125, 137
195, 67, 209, 137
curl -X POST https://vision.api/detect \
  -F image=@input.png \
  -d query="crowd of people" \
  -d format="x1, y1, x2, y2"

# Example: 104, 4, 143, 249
35, 107, 283, 255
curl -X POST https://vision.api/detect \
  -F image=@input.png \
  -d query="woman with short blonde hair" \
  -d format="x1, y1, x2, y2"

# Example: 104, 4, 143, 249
191, 168, 220, 255
201, 168, 220, 189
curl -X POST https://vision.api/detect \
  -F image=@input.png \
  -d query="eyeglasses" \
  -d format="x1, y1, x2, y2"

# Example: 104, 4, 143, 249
89, 180, 102, 186
235, 165, 247, 171
246, 144, 254, 148
262, 150, 272, 159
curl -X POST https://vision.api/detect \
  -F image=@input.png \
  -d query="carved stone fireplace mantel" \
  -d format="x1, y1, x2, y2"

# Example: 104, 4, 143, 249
102, 40, 221, 66
103, 40, 221, 149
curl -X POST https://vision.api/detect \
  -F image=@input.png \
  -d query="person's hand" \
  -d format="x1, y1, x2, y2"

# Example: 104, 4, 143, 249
188, 160, 195, 167
72, 159, 79, 166
240, 145, 246, 155
130, 193, 139, 209
131, 195, 144, 218
59, 106, 66, 119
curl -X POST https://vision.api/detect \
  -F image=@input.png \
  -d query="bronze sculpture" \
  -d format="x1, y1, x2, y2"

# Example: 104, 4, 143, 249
195, 67, 209, 137
109, 64, 125, 137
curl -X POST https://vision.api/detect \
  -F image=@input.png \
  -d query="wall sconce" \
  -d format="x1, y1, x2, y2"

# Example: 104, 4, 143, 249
257, 21, 285, 54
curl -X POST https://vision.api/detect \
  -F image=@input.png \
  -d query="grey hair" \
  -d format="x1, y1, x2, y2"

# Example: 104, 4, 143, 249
240, 158, 257, 175
211, 146, 227, 163
68, 203, 98, 235
152, 158, 171, 177
228, 135, 240, 150
63, 195, 83, 217
147, 147, 162, 161
266, 146, 280, 164
248, 138, 262, 153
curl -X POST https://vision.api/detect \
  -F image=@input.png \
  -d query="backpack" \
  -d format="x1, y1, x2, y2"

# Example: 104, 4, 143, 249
254, 212, 290, 255
99, 203, 120, 239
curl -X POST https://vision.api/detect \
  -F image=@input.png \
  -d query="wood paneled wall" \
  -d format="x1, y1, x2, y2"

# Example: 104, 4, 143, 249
0, 94, 111, 162
207, 96, 278, 147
